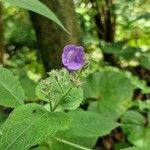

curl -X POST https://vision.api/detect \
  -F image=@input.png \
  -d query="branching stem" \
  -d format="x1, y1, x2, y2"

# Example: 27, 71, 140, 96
48, 92, 53, 111
52, 86, 73, 111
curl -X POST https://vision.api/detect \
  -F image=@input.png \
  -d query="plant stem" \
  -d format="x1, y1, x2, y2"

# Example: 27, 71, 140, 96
48, 92, 53, 111
57, 81, 64, 93
52, 86, 73, 111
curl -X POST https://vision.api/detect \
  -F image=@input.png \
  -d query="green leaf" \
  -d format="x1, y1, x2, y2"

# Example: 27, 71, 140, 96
83, 70, 134, 120
121, 110, 145, 135
114, 142, 130, 150
133, 100, 150, 111
121, 147, 141, 150
36, 69, 83, 110
125, 71, 150, 94
101, 41, 138, 60
61, 87, 83, 110
3, 0, 68, 33
98, 71, 133, 102
50, 109, 117, 149
51, 132, 96, 150
0, 104, 70, 150
98, 70, 133, 119
128, 128, 150, 148
0, 113, 7, 127
0, 112, 8, 138
139, 54, 150, 70
31, 145, 49, 150
88, 101, 98, 113
66, 110, 118, 137
18, 71, 37, 101
121, 110, 150, 148
82, 72, 102, 99
0, 67, 25, 108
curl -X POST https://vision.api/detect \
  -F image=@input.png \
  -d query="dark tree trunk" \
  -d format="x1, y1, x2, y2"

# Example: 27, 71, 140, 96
0, 2, 5, 64
30, 0, 81, 72
91, 0, 116, 42
90, 0, 117, 66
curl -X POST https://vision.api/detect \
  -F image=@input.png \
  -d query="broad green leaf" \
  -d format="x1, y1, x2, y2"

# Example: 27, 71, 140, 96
127, 127, 150, 148
98, 70, 133, 119
121, 147, 142, 150
66, 110, 118, 137
51, 132, 96, 150
50, 108, 117, 149
83, 70, 134, 120
0, 67, 25, 108
3, 0, 68, 32
36, 69, 83, 110
82, 72, 102, 99
0, 104, 70, 150
121, 110, 150, 148
18, 71, 37, 101
98, 71, 133, 102
88, 101, 98, 113
121, 110, 145, 135
31, 146, 49, 150
61, 87, 83, 110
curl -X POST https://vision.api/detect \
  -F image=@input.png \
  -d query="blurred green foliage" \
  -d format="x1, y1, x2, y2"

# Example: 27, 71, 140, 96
3, 0, 150, 72
3, 3, 36, 47
74, 0, 150, 73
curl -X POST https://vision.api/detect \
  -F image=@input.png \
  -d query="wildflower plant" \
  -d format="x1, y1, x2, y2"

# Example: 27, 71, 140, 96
1, 45, 148, 150
36, 69, 84, 111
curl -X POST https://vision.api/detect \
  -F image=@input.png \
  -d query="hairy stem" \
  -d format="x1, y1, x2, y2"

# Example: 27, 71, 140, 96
52, 86, 73, 111
48, 92, 53, 111
56, 78, 64, 93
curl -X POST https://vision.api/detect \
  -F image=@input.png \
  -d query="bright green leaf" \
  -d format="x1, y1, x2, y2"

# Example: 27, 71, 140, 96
83, 70, 134, 120
0, 104, 70, 150
3, 0, 68, 33
121, 146, 142, 150
18, 71, 37, 101
98, 70, 133, 119
0, 67, 25, 108
121, 110, 150, 148
51, 132, 96, 150
82, 72, 102, 99
121, 110, 145, 135
66, 110, 119, 137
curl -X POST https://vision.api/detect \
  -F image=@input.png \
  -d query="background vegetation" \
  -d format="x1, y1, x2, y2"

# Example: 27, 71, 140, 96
0, 0, 150, 149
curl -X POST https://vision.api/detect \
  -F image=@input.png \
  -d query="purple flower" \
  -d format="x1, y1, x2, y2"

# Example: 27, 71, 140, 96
62, 44, 85, 71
